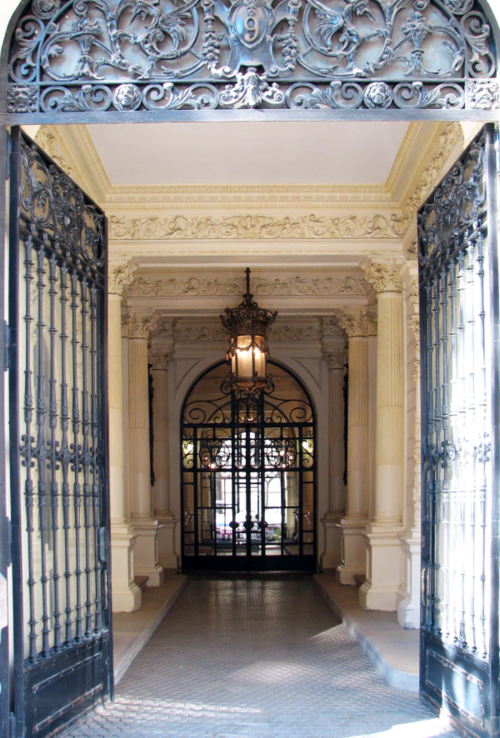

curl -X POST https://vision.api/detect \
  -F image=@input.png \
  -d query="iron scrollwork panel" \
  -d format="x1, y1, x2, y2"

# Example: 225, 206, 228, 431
9, 128, 111, 736
418, 125, 500, 737
6, 0, 499, 113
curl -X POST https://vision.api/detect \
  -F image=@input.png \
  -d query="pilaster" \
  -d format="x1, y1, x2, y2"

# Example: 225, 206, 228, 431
128, 310, 164, 587
359, 260, 405, 611
336, 309, 371, 584
321, 345, 346, 569
108, 262, 141, 612
151, 348, 179, 570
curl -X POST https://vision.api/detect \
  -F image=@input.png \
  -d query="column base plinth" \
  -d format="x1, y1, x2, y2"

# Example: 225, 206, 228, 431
156, 514, 179, 571
132, 518, 165, 587
396, 531, 421, 629
321, 512, 343, 570
359, 527, 404, 611
336, 517, 369, 584
110, 523, 142, 613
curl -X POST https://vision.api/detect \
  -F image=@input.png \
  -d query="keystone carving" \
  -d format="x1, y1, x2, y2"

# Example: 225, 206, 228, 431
363, 261, 403, 294
151, 350, 174, 370
339, 309, 370, 338
109, 263, 136, 296
110, 214, 404, 242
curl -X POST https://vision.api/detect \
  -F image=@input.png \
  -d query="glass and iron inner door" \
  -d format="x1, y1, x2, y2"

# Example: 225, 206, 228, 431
181, 362, 316, 571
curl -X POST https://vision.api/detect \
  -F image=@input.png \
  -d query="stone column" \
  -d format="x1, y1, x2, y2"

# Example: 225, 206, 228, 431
397, 266, 422, 628
336, 309, 370, 585
128, 311, 164, 587
151, 349, 178, 570
360, 261, 405, 611
108, 265, 141, 612
321, 347, 346, 569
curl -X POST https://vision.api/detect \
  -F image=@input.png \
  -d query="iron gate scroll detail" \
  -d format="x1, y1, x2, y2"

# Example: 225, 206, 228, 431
418, 124, 500, 738
4, 0, 499, 114
8, 128, 112, 738
181, 362, 316, 571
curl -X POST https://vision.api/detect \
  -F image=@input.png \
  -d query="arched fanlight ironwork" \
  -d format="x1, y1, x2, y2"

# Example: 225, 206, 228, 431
220, 268, 277, 393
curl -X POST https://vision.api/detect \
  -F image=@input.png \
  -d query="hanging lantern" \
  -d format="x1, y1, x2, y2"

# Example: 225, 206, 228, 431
220, 268, 277, 393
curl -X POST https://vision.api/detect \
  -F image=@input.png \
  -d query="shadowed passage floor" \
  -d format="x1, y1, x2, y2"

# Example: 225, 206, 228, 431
64, 576, 459, 738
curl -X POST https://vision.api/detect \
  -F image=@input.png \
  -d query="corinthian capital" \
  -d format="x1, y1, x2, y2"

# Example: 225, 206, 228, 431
108, 263, 136, 296
339, 309, 369, 338
322, 348, 345, 370
151, 349, 173, 370
363, 260, 403, 294
128, 311, 159, 340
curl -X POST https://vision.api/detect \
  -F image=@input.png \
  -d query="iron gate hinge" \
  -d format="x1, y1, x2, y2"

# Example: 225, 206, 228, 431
5, 133, 11, 181
3, 322, 10, 372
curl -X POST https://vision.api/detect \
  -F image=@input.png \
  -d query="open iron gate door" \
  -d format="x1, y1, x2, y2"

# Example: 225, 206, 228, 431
418, 124, 500, 738
8, 127, 113, 738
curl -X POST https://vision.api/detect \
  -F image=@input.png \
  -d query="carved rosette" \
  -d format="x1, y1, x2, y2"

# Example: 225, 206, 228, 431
151, 350, 174, 370
127, 311, 159, 340
363, 261, 403, 295
322, 349, 345, 370
109, 263, 136, 296
339, 309, 370, 338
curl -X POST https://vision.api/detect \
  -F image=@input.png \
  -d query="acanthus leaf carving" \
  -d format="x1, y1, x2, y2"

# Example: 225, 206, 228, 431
108, 263, 136, 296
127, 274, 368, 298
127, 311, 159, 340
110, 214, 404, 242
322, 349, 345, 370
363, 260, 403, 294
339, 308, 370, 338
151, 349, 174, 370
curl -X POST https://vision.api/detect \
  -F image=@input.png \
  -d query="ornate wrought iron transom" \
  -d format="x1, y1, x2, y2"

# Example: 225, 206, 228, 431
5, 0, 499, 114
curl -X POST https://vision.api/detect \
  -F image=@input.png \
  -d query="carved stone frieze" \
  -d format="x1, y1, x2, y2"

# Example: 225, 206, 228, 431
339, 309, 370, 338
109, 263, 136, 296
172, 320, 322, 343
366, 309, 378, 336
269, 324, 321, 341
151, 350, 174, 370
363, 261, 403, 294
322, 318, 344, 337
174, 324, 228, 342
322, 349, 345, 370
127, 274, 368, 298
402, 123, 463, 232
35, 125, 73, 176
407, 275, 420, 382
110, 214, 403, 242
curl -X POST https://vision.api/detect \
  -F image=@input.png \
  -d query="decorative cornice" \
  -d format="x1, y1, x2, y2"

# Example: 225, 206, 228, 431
110, 214, 404, 242
108, 263, 136, 296
127, 274, 368, 298
127, 311, 159, 340
363, 260, 403, 294
322, 349, 345, 370
339, 309, 370, 338
401, 123, 463, 231
151, 350, 174, 370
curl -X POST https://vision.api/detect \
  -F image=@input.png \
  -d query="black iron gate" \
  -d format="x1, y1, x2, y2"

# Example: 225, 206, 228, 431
181, 362, 316, 572
8, 128, 113, 738
418, 124, 500, 738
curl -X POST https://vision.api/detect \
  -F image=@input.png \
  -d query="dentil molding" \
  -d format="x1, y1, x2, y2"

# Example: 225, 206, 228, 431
127, 274, 368, 298
110, 214, 404, 242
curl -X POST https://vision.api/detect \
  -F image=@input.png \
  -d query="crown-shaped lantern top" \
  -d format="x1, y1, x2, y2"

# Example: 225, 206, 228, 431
220, 268, 277, 392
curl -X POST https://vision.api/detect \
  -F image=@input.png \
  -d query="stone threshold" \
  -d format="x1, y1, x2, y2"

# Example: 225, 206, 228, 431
314, 573, 419, 693
113, 573, 187, 685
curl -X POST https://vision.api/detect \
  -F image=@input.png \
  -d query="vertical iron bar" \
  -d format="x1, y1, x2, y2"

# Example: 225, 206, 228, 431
59, 261, 72, 645
440, 264, 449, 639
48, 252, 61, 651
80, 278, 93, 637
35, 242, 50, 657
90, 282, 101, 632
70, 270, 83, 642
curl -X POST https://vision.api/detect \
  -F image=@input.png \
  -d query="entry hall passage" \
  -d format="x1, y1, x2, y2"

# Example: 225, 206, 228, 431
63, 576, 459, 738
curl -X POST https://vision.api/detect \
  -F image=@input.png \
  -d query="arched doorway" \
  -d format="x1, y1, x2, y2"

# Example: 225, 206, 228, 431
181, 361, 316, 572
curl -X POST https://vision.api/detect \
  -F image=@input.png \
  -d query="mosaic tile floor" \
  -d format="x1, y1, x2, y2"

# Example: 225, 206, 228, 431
63, 576, 459, 738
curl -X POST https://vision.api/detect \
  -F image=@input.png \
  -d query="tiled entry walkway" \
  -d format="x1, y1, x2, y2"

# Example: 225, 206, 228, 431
64, 576, 459, 738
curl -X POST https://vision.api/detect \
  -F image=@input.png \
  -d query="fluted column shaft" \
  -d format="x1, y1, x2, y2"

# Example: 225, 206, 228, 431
346, 335, 369, 519
328, 361, 346, 516
129, 336, 153, 520
151, 352, 172, 517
